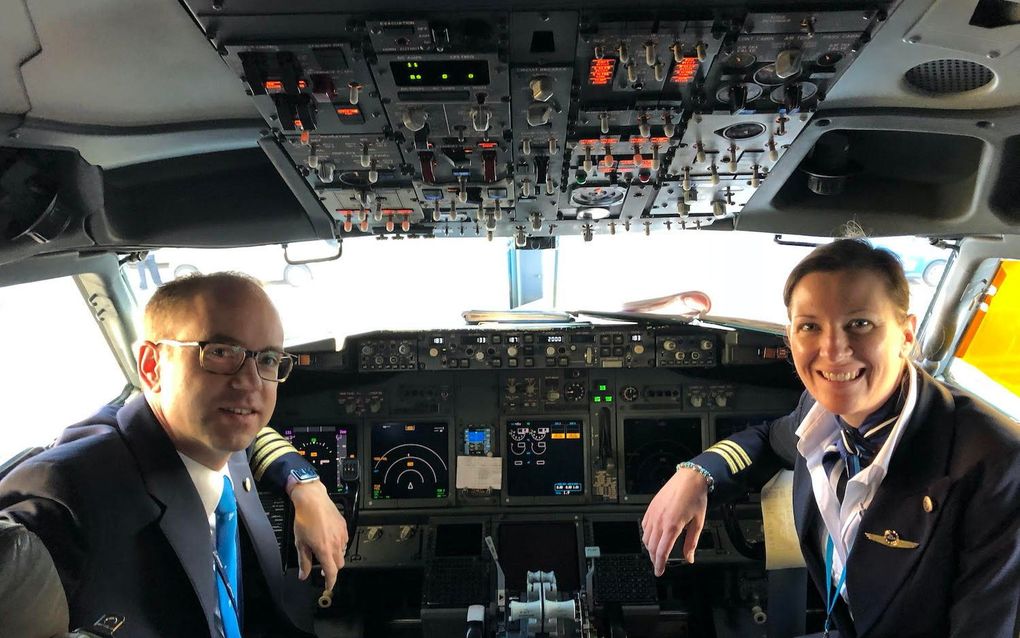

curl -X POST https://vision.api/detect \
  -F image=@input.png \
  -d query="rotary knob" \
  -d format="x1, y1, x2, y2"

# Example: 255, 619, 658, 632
527, 103, 554, 127
529, 75, 554, 102
401, 108, 428, 132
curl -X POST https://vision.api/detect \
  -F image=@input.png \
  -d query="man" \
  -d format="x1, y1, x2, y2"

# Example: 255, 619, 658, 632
0, 273, 346, 636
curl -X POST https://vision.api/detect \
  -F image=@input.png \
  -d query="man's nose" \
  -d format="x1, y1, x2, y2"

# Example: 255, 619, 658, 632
230, 355, 264, 388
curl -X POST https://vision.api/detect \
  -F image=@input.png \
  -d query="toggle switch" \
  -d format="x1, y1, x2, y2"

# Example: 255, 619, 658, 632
317, 161, 335, 183
348, 82, 362, 105
618, 42, 630, 64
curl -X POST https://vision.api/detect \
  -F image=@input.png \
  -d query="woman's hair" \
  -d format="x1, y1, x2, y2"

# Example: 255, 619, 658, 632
783, 238, 910, 319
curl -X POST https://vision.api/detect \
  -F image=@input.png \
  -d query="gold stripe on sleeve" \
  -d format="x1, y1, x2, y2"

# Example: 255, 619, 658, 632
706, 445, 740, 474
252, 441, 294, 479
716, 440, 752, 468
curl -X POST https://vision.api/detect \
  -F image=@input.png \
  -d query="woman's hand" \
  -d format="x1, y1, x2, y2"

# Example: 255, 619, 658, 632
641, 467, 710, 576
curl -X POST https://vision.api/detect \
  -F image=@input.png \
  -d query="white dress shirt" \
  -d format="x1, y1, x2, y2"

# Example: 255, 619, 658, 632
794, 363, 919, 598
178, 452, 234, 635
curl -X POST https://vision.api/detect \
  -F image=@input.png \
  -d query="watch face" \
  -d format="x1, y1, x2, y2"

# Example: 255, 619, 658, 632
292, 468, 319, 482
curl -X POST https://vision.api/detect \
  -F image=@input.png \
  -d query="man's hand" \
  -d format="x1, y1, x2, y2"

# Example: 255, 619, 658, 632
289, 480, 348, 592
641, 467, 710, 576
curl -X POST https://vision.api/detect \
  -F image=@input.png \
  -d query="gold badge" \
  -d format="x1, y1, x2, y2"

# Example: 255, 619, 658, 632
922, 496, 934, 513
864, 529, 919, 549
243, 477, 252, 492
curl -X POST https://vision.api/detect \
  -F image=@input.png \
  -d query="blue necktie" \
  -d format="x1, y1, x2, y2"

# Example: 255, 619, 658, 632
215, 475, 242, 638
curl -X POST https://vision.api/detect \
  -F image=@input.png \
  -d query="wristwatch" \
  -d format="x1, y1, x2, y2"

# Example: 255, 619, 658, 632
289, 467, 320, 485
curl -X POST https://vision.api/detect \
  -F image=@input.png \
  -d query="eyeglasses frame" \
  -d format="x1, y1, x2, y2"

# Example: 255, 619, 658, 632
155, 339, 294, 382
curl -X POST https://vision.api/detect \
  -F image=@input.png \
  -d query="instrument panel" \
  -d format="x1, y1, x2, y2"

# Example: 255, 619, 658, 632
271, 323, 798, 511
267, 325, 804, 635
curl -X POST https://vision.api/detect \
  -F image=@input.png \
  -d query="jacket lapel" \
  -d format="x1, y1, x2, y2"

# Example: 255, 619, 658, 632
845, 372, 957, 636
116, 397, 219, 636
229, 454, 286, 605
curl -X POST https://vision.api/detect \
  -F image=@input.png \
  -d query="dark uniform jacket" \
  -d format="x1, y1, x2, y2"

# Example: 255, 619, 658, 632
692, 368, 1020, 638
0, 396, 315, 638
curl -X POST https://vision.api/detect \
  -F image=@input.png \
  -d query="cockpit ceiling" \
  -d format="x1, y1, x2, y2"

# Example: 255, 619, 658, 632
0, 0, 1018, 257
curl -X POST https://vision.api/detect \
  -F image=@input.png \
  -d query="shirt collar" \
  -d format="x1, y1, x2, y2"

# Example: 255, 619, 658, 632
177, 452, 232, 520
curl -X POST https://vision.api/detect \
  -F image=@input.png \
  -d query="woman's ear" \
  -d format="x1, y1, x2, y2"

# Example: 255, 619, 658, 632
901, 314, 918, 357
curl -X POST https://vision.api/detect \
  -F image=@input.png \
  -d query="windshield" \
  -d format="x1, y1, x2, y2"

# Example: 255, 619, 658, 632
124, 232, 949, 346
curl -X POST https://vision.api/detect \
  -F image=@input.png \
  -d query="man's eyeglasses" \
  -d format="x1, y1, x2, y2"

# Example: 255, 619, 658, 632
156, 340, 294, 382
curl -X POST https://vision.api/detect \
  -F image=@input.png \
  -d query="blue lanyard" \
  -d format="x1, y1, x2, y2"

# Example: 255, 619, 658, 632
824, 452, 859, 637
824, 536, 850, 638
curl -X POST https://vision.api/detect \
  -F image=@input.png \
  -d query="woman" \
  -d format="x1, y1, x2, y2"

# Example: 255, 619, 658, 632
641, 239, 1019, 638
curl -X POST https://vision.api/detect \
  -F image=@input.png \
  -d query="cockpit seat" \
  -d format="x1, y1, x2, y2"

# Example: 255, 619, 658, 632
0, 514, 71, 638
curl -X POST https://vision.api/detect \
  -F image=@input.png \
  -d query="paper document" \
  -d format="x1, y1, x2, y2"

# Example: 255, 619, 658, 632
761, 470, 806, 570
456, 456, 503, 490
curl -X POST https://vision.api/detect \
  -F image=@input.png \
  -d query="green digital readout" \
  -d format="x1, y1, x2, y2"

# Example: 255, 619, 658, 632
390, 60, 489, 86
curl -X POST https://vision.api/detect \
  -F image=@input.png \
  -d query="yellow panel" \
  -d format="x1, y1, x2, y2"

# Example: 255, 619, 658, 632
956, 260, 1020, 396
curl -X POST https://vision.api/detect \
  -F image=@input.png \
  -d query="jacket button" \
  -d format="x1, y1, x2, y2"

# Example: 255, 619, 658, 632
884, 529, 899, 545
922, 495, 934, 513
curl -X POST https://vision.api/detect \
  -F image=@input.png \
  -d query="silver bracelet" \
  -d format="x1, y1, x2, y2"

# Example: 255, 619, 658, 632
677, 461, 715, 493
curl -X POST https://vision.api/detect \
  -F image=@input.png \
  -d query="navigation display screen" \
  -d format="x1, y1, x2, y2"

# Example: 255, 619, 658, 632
371, 422, 449, 500
506, 419, 584, 497
622, 417, 702, 495
282, 425, 354, 491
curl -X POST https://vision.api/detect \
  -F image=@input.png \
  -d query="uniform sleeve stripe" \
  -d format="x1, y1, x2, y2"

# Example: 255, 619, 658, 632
251, 436, 291, 462
251, 440, 293, 473
706, 446, 740, 474
253, 446, 294, 480
715, 440, 752, 468
707, 441, 749, 472
255, 428, 286, 444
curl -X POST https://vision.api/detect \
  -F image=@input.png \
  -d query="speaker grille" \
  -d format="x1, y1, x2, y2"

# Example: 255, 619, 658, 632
904, 59, 994, 94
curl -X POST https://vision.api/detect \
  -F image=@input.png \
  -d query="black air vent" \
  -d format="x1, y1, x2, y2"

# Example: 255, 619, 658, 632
904, 59, 994, 94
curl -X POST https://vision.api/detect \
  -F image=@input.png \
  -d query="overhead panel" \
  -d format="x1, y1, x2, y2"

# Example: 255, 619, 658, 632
188, 3, 894, 244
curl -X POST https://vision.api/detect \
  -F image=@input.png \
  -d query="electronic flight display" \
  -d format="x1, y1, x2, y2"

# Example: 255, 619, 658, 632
506, 419, 584, 497
283, 425, 354, 492
622, 417, 703, 496
371, 422, 450, 500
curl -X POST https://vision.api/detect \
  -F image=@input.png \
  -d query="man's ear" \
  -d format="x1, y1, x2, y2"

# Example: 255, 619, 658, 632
138, 341, 162, 392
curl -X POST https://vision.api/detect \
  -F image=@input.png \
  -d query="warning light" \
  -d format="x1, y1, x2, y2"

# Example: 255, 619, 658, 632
588, 58, 617, 86
670, 57, 699, 84
263, 79, 308, 91
336, 107, 360, 116
442, 73, 449, 79
467, 73, 475, 79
